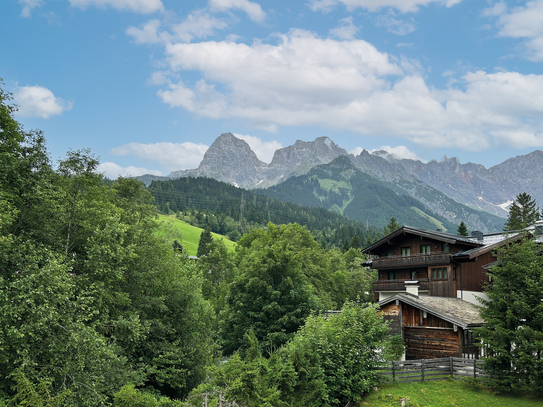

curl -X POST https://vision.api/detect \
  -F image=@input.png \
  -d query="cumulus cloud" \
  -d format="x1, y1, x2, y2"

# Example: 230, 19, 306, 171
19, 0, 42, 17
148, 28, 543, 152
330, 17, 359, 40
308, 0, 461, 14
68, 0, 164, 13
97, 162, 163, 179
489, 0, 543, 61
13, 85, 73, 118
209, 0, 266, 22
368, 145, 425, 161
110, 141, 209, 171
233, 133, 282, 163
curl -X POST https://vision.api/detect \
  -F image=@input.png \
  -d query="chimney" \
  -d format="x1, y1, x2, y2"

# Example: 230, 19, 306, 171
405, 280, 419, 296
471, 230, 484, 242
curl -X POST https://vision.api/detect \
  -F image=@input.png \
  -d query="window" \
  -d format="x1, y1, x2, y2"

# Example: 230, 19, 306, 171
431, 267, 448, 279
420, 244, 431, 255
401, 247, 410, 257
411, 271, 418, 280
442, 243, 449, 253
386, 249, 392, 258
388, 272, 399, 281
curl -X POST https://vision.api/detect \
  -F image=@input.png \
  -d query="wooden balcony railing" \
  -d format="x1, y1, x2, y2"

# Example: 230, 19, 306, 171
371, 253, 451, 269
373, 279, 429, 292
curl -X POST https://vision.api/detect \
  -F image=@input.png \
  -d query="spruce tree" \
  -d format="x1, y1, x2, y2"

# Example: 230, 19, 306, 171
457, 221, 469, 236
197, 227, 213, 257
383, 217, 401, 236
503, 192, 540, 231
350, 234, 361, 250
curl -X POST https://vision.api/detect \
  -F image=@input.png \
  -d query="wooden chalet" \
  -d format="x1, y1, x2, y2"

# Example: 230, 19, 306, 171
379, 293, 484, 360
362, 226, 510, 304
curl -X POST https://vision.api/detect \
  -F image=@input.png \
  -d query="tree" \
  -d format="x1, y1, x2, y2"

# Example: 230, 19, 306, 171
457, 221, 469, 236
197, 227, 213, 257
383, 217, 401, 236
503, 192, 540, 231
220, 223, 322, 355
475, 235, 543, 393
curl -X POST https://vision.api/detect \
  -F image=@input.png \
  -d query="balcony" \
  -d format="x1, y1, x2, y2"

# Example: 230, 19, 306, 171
371, 253, 451, 269
373, 278, 429, 292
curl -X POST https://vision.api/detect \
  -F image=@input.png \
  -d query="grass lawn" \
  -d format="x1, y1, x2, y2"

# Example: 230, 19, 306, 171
359, 379, 543, 407
157, 214, 236, 256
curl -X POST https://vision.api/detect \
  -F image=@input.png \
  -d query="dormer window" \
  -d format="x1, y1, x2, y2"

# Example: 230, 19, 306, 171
420, 244, 431, 255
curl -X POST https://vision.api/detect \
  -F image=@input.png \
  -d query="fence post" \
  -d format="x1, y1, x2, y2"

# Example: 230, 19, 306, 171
474, 359, 477, 378
392, 361, 396, 381
421, 359, 425, 382
450, 357, 453, 378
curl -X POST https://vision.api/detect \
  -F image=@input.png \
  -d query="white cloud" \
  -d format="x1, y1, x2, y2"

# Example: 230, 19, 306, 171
375, 12, 417, 35
233, 133, 282, 163
97, 162, 163, 179
126, 10, 228, 44
68, 0, 164, 13
330, 17, 359, 40
209, 0, 266, 22
13, 85, 73, 118
488, 0, 543, 61
110, 141, 209, 171
19, 0, 42, 17
368, 145, 425, 161
308, 0, 461, 14
149, 28, 543, 152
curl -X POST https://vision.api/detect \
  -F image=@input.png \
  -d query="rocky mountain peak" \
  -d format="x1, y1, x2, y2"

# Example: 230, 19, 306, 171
198, 132, 265, 170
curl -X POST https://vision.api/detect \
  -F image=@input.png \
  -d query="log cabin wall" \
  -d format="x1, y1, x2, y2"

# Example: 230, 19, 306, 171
380, 302, 402, 336
401, 303, 461, 359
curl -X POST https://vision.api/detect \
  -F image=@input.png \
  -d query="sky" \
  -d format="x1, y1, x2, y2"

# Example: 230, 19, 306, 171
3, 0, 543, 178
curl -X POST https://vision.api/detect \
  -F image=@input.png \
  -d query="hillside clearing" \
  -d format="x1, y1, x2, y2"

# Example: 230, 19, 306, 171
157, 214, 236, 256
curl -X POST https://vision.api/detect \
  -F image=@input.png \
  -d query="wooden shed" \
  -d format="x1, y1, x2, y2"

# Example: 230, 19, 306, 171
379, 293, 484, 360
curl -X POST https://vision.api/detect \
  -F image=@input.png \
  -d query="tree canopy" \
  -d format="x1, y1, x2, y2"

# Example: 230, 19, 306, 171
457, 221, 469, 236
503, 192, 540, 231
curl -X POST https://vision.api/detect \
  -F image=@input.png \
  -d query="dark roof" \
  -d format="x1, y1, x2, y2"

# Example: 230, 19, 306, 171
363, 225, 481, 254
451, 233, 524, 260
379, 293, 485, 329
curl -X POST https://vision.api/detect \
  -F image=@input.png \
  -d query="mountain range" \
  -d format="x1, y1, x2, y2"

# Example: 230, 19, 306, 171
138, 133, 543, 232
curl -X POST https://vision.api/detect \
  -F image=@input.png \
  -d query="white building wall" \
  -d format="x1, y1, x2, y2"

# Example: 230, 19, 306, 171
457, 290, 489, 306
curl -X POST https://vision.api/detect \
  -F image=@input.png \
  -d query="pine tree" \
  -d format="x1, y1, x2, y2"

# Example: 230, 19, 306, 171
350, 234, 361, 250
383, 217, 401, 236
503, 192, 540, 231
457, 221, 469, 236
197, 227, 213, 257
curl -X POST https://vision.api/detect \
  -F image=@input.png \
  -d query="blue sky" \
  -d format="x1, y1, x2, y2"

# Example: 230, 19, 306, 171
3, 0, 543, 178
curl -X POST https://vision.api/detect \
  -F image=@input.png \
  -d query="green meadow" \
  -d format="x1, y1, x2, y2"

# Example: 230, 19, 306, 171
359, 380, 543, 407
157, 214, 236, 256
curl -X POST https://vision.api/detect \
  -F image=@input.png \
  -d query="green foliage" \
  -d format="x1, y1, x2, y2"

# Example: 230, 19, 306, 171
457, 221, 469, 236
0, 84, 216, 404
197, 227, 213, 257
503, 192, 540, 231
475, 235, 543, 393
383, 217, 401, 236
280, 302, 391, 406
113, 385, 181, 407
220, 223, 323, 355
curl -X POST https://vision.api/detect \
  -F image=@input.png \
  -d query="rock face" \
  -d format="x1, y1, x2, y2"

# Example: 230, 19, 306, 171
165, 133, 347, 189
137, 132, 543, 223
168, 133, 267, 187
377, 151, 543, 218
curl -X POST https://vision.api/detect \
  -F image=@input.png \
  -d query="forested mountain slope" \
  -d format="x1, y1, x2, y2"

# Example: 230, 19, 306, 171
258, 156, 505, 233
147, 176, 381, 248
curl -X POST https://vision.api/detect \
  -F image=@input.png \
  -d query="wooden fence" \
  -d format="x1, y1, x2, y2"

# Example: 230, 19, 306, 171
376, 357, 485, 383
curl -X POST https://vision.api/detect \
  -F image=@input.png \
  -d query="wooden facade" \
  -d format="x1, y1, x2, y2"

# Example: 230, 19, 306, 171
380, 295, 484, 360
363, 226, 494, 302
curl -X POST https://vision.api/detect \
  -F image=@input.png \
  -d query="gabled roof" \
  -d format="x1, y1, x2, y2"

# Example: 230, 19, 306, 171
363, 225, 481, 254
379, 293, 485, 329
452, 232, 524, 260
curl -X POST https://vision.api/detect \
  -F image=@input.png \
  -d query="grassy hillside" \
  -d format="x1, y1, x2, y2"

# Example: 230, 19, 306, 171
157, 214, 236, 256
359, 380, 543, 407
